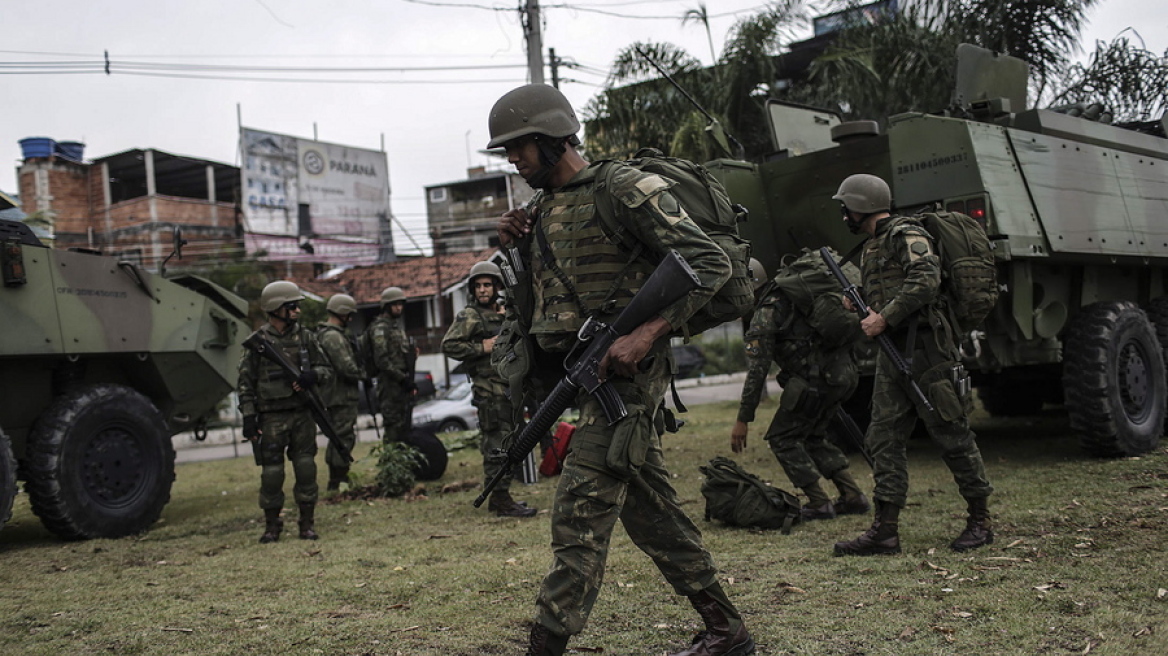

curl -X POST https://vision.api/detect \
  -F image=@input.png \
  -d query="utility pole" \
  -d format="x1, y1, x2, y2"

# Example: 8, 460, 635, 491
522, 0, 544, 84
548, 47, 560, 89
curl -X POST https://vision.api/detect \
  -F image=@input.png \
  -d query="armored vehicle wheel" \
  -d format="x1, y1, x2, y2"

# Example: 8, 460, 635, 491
24, 384, 175, 540
1063, 301, 1166, 457
406, 427, 448, 481
0, 429, 16, 533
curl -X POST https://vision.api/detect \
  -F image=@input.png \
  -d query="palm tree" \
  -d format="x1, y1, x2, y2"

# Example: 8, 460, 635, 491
1050, 34, 1168, 122
682, 2, 718, 66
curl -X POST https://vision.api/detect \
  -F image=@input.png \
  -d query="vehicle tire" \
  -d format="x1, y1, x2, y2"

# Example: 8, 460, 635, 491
0, 429, 16, 534
406, 427, 448, 481
436, 418, 467, 433
1062, 301, 1166, 457
1142, 296, 1168, 432
24, 384, 175, 540
977, 384, 1045, 417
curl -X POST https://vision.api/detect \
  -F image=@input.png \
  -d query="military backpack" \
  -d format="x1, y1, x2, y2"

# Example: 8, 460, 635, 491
699, 456, 802, 534
901, 211, 998, 332
594, 148, 755, 336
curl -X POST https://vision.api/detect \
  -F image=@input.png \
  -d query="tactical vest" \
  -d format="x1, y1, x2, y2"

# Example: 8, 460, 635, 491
530, 172, 655, 352
254, 324, 310, 412
860, 217, 930, 316
753, 293, 824, 380
466, 304, 505, 381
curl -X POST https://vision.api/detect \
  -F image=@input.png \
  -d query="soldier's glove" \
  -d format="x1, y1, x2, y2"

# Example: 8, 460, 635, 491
296, 370, 318, 389
242, 415, 260, 440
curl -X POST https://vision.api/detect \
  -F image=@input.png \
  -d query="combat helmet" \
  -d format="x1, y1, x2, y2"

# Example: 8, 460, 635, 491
748, 257, 768, 291
468, 260, 503, 286
260, 281, 303, 313
326, 293, 357, 316
487, 84, 580, 148
832, 174, 891, 214
380, 286, 406, 307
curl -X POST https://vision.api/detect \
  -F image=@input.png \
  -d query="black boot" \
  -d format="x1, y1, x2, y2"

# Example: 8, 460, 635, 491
488, 489, 537, 518
259, 508, 283, 544
951, 496, 993, 552
326, 465, 349, 491
525, 623, 569, 656
668, 583, 755, 656
298, 503, 319, 540
833, 499, 901, 556
800, 480, 836, 521
830, 469, 871, 516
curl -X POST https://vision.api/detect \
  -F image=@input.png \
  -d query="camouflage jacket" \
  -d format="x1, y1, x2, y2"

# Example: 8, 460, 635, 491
441, 302, 506, 395
521, 161, 730, 353
316, 323, 363, 407
367, 313, 413, 386
861, 215, 943, 330
737, 288, 861, 423
237, 322, 333, 416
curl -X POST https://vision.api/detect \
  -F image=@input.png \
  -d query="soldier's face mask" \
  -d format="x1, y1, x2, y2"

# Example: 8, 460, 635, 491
841, 205, 864, 235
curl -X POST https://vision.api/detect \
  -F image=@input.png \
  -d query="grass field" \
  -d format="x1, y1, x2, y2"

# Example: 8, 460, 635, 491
2, 398, 1166, 656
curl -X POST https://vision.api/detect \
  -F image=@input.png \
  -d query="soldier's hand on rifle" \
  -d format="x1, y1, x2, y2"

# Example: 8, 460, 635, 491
482, 336, 497, 354
600, 316, 671, 380
843, 296, 855, 312
497, 208, 532, 246
860, 312, 888, 338
242, 415, 261, 441
731, 420, 749, 453
294, 369, 318, 391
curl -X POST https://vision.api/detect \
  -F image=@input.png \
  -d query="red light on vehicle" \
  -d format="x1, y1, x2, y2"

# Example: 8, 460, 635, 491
966, 197, 988, 228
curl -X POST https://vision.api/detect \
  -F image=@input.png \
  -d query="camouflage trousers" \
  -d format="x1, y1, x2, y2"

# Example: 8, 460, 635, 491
764, 374, 854, 489
325, 403, 358, 469
535, 355, 721, 637
868, 332, 993, 508
473, 386, 516, 493
377, 379, 413, 443
251, 408, 319, 510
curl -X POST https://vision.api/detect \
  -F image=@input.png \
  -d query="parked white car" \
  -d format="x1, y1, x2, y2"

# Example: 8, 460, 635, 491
412, 379, 478, 433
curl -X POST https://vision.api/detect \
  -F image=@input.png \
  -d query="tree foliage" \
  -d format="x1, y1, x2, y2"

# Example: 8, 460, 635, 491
583, 0, 1166, 160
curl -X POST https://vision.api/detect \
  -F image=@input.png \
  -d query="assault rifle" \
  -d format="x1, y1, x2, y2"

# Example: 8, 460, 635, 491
819, 247, 934, 413
242, 332, 354, 462
829, 407, 875, 469
474, 250, 702, 507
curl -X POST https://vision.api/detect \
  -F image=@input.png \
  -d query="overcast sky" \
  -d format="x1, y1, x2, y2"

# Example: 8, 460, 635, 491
3, 0, 1165, 257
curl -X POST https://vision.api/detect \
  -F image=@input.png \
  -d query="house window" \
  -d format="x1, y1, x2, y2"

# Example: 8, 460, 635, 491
429, 187, 447, 203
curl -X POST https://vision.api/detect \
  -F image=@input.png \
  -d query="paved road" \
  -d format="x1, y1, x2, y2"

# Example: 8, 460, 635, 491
172, 372, 777, 464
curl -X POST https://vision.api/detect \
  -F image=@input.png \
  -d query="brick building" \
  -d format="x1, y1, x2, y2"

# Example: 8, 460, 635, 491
17, 142, 239, 269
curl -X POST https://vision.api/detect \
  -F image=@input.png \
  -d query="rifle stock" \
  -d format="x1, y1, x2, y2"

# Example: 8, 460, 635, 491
818, 247, 934, 413
243, 332, 354, 463
473, 250, 702, 507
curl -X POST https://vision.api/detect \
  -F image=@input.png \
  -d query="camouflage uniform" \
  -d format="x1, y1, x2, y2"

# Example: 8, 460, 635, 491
860, 216, 992, 507
316, 322, 363, 484
237, 322, 333, 511
441, 303, 517, 494
738, 279, 866, 514
367, 313, 414, 443
515, 162, 734, 638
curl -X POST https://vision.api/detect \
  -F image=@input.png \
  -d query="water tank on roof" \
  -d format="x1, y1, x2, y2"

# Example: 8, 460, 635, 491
55, 141, 86, 161
19, 137, 56, 159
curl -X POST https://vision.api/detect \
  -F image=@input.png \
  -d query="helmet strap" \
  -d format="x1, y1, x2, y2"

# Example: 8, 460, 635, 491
528, 136, 568, 189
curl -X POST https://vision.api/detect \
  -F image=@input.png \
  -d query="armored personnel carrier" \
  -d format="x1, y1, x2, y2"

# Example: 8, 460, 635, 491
0, 221, 248, 538
710, 44, 1168, 457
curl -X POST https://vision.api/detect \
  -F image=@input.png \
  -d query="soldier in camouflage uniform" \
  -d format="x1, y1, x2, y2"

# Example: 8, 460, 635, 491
366, 286, 415, 444
442, 261, 537, 518
238, 281, 334, 543
491, 84, 754, 656
731, 251, 870, 521
830, 174, 993, 556
317, 294, 363, 491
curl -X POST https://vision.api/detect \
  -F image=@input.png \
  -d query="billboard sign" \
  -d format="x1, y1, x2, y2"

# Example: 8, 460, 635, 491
240, 127, 392, 264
